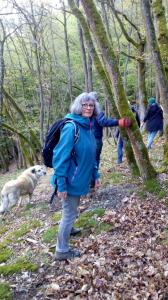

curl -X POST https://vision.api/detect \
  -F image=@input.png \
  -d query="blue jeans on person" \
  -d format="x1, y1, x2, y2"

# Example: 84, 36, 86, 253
56, 195, 80, 253
96, 138, 103, 168
147, 131, 158, 149
117, 135, 124, 163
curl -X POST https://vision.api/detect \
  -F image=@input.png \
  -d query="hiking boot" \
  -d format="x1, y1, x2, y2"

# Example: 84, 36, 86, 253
55, 249, 81, 261
70, 227, 81, 236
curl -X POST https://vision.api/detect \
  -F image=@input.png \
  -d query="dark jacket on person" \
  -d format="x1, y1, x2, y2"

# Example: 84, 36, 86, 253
143, 103, 163, 132
94, 112, 119, 139
132, 106, 141, 127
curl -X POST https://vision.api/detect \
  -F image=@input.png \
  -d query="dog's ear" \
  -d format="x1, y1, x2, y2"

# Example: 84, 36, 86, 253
31, 168, 36, 174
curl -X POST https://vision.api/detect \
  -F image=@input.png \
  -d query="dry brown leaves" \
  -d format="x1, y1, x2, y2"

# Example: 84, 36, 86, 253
45, 194, 168, 300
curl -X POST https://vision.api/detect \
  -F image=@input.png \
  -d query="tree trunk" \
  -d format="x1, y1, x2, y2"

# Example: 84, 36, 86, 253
123, 29, 132, 92
63, 1, 73, 102
87, 48, 93, 91
68, 0, 140, 176
0, 41, 4, 113
137, 44, 148, 120
33, 38, 45, 146
76, 0, 89, 91
80, 0, 156, 180
78, 21, 89, 91
100, 1, 113, 43
110, 1, 147, 121
152, 0, 168, 80
141, 0, 168, 163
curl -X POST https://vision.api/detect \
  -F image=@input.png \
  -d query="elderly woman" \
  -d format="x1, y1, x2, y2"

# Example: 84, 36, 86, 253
51, 92, 101, 260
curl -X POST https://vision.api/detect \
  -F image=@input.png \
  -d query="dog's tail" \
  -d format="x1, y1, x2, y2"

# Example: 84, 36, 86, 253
0, 192, 9, 213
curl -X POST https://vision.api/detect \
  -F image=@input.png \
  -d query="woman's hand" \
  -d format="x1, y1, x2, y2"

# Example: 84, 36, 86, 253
57, 191, 67, 199
95, 179, 101, 189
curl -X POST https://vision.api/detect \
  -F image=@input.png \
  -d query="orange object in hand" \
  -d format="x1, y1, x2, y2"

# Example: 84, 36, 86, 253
118, 118, 132, 128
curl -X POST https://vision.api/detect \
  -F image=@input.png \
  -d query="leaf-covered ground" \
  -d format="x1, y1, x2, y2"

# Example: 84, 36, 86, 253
1, 136, 168, 299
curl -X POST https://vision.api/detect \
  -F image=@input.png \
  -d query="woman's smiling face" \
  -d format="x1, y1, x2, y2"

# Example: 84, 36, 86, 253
81, 101, 95, 117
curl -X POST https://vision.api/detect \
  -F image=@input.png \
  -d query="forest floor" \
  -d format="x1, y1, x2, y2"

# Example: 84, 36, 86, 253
1, 135, 168, 299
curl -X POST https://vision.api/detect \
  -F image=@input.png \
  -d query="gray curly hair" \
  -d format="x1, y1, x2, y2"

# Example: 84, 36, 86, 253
70, 92, 101, 116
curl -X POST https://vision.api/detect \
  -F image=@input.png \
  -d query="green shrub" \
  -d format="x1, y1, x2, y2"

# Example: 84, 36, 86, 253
0, 248, 13, 263
0, 282, 12, 300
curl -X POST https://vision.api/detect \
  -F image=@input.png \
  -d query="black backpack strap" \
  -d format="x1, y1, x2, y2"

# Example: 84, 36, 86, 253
50, 178, 58, 204
49, 189, 57, 204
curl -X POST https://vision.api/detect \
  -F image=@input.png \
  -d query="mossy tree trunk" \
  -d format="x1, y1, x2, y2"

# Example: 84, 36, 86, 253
110, 3, 147, 120
0, 40, 4, 114
141, 0, 168, 163
76, 0, 89, 91
152, 0, 168, 81
137, 44, 148, 121
68, 0, 140, 176
80, 0, 156, 180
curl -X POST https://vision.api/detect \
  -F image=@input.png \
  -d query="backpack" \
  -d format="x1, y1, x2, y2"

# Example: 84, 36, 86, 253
42, 118, 79, 168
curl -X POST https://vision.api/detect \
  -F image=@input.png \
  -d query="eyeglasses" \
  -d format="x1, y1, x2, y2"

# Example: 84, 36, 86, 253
82, 103, 95, 109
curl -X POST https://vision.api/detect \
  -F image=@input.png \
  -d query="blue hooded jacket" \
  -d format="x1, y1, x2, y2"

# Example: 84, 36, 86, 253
50, 113, 99, 196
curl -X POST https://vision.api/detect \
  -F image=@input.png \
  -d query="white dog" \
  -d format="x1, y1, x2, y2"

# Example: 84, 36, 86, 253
0, 165, 47, 213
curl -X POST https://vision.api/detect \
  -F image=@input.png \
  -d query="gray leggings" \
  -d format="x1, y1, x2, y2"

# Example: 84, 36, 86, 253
56, 195, 80, 253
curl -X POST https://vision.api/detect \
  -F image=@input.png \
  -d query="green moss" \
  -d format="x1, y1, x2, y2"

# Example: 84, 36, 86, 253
157, 165, 168, 173
138, 190, 146, 199
0, 226, 8, 235
12, 224, 30, 238
143, 178, 162, 194
0, 282, 12, 300
0, 248, 13, 263
95, 222, 113, 234
24, 203, 34, 210
75, 208, 105, 229
139, 178, 166, 198
11, 220, 41, 239
107, 172, 124, 184
22, 202, 48, 216
42, 225, 58, 244
36, 202, 48, 210
158, 190, 167, 199
0, 258, 38, 275
31, 220, 41, 228
52, 212, 61, 222
76, 218, 97, 229
0, 239, 12, 250
81, 208, 105, 218
144, 180, 159, 193
0, 220, 42, 250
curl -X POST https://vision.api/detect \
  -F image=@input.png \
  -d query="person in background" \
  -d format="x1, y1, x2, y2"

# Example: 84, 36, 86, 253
89, 91, 132, 168
116, 103, 140, 164
51, 92, 100, 260
141, 97, 163, 149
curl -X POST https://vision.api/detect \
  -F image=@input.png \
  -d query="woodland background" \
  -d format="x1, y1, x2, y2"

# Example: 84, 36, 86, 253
0, 0, 168, 181
1, 1, 168, 299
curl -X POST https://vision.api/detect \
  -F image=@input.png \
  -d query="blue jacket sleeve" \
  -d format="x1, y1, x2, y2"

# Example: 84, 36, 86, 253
96, 112, 119, 127
52, 123, 75, 192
